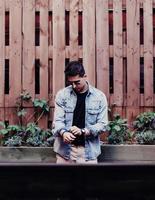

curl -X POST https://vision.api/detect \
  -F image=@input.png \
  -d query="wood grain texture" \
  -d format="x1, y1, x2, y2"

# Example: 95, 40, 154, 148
83, 0, 95, 86
143, 0, 153, 106
0, 0, 155, 126
96, 0, 109, 102
126, 0, 140, 108
0, 0, 5, 108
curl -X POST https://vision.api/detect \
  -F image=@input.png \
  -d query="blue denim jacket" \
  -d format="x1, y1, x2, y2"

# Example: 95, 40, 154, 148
52, 83, 108, 160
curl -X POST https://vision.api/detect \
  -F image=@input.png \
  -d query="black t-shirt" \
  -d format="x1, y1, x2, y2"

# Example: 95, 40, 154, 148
72, 90, 88, 146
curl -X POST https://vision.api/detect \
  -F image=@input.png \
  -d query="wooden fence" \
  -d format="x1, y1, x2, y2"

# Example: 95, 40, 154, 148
0, 0, 155, 129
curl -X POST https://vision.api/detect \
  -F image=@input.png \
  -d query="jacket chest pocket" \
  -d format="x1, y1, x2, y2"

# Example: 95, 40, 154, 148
65, 108, 74, 123
87, 108, 100, 124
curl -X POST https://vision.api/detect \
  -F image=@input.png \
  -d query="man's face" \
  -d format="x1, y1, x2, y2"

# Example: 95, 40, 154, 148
67, 74, 87, 93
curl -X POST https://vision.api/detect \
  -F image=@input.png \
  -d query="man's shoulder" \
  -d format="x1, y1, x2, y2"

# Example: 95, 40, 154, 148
56, 86, 72, 97
89, 85, 106, 98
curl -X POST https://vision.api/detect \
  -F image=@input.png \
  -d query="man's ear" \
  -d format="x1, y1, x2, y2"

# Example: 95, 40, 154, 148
83, 74, 87, 78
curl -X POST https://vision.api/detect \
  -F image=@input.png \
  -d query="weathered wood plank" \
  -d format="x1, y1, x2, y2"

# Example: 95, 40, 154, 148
53, 0, 65, 98
126, 0, 140, 107
23, 0, 35, 104
49, 0, 53, 11
5, 107, 19, 125
143, 0, 153, 106
8, 0, 22, 107
40, 0, 49, 100
83, 0, 95, 86
0, 108, 4, 121
113, 0, 123, 107
22, 108, 35, 126
126, 107, 140, 124
96, 0, 109, 102
38, 0, 49, 128
0, 0, 5, 108
65, 0, 70, 11
70, 0, 79, 60
79, 0, 82, 11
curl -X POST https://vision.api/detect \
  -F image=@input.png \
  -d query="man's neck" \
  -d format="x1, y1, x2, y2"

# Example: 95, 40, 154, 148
80, 82, 89, 93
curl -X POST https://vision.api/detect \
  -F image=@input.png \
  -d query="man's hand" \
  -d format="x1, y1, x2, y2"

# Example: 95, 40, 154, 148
62, 131, 76, 143
70, 126, 81, 136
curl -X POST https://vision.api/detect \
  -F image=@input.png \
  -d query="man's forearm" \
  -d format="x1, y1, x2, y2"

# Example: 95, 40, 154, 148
86, 122, 107, 137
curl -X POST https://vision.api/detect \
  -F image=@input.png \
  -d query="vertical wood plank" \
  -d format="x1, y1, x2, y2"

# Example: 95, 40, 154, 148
0, 108, 5, 121
96, 0, 109, 101
8, 0, 22, 107
48, 59, 53, 104
23, 108, 35, 125
0, 0, 5, 109
126, 108, 140, 124
23, 0, 35, 102
79, 0, 82, 11
143, 0, 153, 106
5, 108, 18, 125
40, 0, 49, 100
70, 0, 79, 60
83, 0, 95, 86
65, 0, 70, 11
39, 0, 49, 129
126, 0, 140, 108
5, 0, 9, 11
49, 0, 53, 11
49, 0, 53, 46
113, 0, 123, 107
49, 107, 54, 124
53, 0, 65, 98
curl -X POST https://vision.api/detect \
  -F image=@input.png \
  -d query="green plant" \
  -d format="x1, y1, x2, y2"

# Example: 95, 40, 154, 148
0, 91, 53, 147
26, 124, 52, 147
107, 114, 133, 144
133, 112, 155, 144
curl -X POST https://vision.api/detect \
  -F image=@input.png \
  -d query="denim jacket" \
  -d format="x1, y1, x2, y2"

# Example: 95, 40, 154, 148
52, 83, 108, 160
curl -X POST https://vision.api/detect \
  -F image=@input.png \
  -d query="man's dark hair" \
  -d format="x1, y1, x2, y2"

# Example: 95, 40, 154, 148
64, 61, 85, 77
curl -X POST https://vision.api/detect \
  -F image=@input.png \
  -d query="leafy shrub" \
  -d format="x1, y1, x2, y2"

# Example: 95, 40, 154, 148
107, 114, 133, 144
0, 91, 54, 147
133, 112, 155, 144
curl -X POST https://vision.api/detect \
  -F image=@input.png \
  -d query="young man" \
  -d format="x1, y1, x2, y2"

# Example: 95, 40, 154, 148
52, 61, 108, 163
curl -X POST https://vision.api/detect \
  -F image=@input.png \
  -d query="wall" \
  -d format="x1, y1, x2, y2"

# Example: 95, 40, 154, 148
0, 0, 155, 128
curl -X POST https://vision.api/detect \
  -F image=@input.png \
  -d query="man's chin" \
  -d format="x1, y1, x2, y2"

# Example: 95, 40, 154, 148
74, 88, 80, 93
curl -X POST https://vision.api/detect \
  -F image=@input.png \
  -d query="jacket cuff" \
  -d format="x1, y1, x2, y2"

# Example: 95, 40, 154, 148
60, 128, 68, 137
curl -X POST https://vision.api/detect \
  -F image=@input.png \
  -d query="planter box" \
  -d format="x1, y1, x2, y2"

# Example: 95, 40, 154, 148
98, 144, 155, 162
0, 147, 56, 163
0, 145, 155, 163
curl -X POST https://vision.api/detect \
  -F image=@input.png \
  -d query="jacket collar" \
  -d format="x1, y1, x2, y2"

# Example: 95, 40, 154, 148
69, 81, 93, 96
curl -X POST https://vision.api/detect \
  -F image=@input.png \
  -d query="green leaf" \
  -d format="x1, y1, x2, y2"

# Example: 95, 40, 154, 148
0, 121, 6, 128
26, 123, 41, 134
17, 109, 27, 117
7, 125, 22, 132
114, 125, 121, 131
33, 98, 49, 113
0, 129, 9, 135
20, 91, 32, 101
